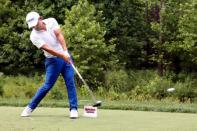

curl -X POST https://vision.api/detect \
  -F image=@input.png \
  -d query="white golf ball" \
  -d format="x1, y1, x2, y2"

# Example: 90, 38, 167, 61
167, 88, 175, 92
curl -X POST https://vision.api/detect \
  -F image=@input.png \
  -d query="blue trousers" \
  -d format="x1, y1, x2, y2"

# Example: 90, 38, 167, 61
28, 57, 78, 110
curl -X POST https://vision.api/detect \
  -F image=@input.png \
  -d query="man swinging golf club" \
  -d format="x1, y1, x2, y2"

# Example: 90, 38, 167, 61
21, 11, 78, 119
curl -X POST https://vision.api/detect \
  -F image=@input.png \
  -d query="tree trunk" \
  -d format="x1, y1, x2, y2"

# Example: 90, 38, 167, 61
157, 0, 165, 76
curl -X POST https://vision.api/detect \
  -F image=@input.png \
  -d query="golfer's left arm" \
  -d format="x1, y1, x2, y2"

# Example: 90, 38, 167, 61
54, 29, 68, 51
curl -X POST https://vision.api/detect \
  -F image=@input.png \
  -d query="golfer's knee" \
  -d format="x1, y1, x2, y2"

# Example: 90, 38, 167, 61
40, 83, 53, 92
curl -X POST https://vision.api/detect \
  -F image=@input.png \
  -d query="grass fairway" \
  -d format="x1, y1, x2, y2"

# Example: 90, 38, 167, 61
0, 107, 196, 131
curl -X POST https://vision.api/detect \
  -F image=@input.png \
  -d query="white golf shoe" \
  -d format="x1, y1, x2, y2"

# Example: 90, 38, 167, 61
21, 106, 33, 117
70, 109, 78, 119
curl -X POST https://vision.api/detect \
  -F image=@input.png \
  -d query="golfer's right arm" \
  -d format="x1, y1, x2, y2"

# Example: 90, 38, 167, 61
40, 44, 71, 63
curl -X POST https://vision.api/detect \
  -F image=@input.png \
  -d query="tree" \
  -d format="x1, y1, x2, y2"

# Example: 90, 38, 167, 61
146, 0, 197, 75
148, 0, 166, 76
93, 0, 147, 69
0, 0, 77, 74
0, 0, 35, 74
62, 0, 116, 87
175, 1, 197, 71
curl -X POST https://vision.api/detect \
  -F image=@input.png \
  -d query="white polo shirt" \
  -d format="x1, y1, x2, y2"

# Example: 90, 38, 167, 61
30, 18, 63, 58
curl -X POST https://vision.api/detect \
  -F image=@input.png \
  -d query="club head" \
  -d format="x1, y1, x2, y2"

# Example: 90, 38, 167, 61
93, 101, 102, 107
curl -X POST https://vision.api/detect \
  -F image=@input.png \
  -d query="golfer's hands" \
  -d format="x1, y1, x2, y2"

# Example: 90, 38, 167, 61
64, 50, 70, 57
63, 50, 71, 64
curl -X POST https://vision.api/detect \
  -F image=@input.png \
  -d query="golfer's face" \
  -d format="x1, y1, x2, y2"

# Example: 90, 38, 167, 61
34, 19, 44, 31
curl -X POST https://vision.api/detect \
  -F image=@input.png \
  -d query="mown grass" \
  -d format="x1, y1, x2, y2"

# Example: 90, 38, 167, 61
0, 98, 196, 113
0, 106, 197, 131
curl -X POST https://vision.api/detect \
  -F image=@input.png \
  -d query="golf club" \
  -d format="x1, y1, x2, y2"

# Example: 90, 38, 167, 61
71, 63, 102, 107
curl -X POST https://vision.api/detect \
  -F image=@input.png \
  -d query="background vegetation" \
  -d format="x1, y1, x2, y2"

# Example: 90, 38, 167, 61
0, 0, 196, 108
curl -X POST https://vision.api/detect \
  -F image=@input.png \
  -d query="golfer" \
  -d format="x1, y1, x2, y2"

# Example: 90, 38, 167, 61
21, 11, 78, 118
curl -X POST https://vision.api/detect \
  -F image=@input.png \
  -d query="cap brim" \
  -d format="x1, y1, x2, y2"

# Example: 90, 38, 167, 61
28, 19, 38, 29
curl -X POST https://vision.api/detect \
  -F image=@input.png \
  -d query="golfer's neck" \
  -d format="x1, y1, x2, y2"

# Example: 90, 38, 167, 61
41, 24, 46, 31
36, 23, 46, 31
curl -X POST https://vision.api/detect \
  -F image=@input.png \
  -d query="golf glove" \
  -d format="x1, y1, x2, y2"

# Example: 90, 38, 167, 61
63, 50, 70, 58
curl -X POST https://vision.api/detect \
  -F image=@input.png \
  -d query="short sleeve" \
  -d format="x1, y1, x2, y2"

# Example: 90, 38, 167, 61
51, 18, 60, 30
30, 35, 45, 49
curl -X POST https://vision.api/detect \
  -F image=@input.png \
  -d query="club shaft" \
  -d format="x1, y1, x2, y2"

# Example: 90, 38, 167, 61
71, 64, 96, 102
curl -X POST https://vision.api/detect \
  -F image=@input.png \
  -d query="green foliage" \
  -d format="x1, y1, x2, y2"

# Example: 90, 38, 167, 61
163, 0, 197, 71
177, 1, 197, 51
104, 70, 196, 102
49, 88, 64, 100
0, 71, 196, 103
0, 0, 196, 79
47, 76, 66, 100
130, 85, 152, 101
0, 0, 77, 74
1, 74, 67, 100
62, 0, 116, 86
0, 0, 196, 103
2, 75, 39, 98
129, 71, 172, 100
146, 0, 197, 74
144, 76, 172, 99
105, 70, 132, 92
107, 88, 120, 100
94, 0, 147, 68
0, 0, 42, 73
174, 77, 197, 103
176, 1, 197, 70
0, 73, 5, 96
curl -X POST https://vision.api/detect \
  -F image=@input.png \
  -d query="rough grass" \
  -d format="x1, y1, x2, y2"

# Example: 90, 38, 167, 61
0, 98, 197, 113
0, 106, 197, 131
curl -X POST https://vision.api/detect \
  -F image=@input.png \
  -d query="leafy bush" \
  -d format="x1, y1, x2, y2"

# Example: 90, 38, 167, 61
2, 75, 68, 100
128, 70, 158, 87
144, 76, 172, 99
105, 70, 175, 101
2, 75, 39, 98
129, 71, 172, 100
174, 77, 197, 103
0, 70, 196, 103
130, 85, 152, 101
105, 70, 132, 92
62, 0, 116, 87
49, 88, 64, 100
77, 85, 89, 98
46, 76, 68, 100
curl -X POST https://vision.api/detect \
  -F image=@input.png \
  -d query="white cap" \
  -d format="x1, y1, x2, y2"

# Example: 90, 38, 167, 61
26, 11, 40, 29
